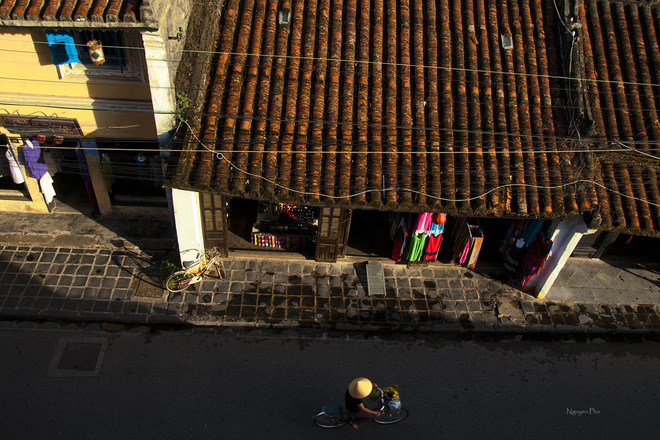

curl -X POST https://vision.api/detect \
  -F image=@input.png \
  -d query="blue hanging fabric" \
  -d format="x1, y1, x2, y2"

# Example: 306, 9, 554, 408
45, 30, 80, 66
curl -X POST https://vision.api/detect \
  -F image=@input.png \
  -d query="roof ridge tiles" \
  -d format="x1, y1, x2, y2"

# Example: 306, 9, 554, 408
475, 0, 499, 214
234, 0, 267, 194
308, 0, 330, 200
464, 0, 484, 212
291, 0, 318, 197
249, 0, 278, 195
354, 0, 370, 203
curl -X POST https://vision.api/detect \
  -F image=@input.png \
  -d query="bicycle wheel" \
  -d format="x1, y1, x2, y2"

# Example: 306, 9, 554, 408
214, 259, 226, 280
165, 270, 195, 293
373, 407, 409, 424
313, 412, 349, 428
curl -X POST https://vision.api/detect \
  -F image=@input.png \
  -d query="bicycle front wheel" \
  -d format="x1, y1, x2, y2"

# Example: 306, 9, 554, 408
313, 412, 349, 428
165, 270, 195, 293
373, 408, 409, 424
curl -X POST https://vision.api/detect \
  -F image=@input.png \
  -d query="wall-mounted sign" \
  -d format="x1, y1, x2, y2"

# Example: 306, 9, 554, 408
1, 116, 83, 137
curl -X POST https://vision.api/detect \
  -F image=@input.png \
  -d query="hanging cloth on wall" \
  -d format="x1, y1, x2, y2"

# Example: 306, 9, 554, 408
451, 218, 484, 268
414, 212, 433, 234
466, 225, 484, 269
521, 233, 553, 286
501, 220, 545, 274
22, 140, 49, 180
391, 215, 409, 261
5, 147, 25, 184
430, 220, 445, 237
422, 233, 443, 261
39, 173, 56, 204
404, 232, 427, 262
422, 213, 446, 262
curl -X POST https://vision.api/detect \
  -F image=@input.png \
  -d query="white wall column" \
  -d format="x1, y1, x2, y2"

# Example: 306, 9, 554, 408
142, 31, 179, 232
523, 215, 595, 298
172, 188, 205, 267
141, 30, 176, 145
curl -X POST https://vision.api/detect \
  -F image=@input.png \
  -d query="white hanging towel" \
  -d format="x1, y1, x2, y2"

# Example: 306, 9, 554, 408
5, 148, 25, 184
39, 172, 56, 204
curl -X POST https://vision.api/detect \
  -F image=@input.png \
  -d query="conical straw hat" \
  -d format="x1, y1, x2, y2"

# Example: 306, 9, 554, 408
348, 377, 373, 399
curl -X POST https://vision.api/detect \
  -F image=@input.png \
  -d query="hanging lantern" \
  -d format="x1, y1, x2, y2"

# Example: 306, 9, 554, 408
53, 136, 64, 145
86, 40, 105, 65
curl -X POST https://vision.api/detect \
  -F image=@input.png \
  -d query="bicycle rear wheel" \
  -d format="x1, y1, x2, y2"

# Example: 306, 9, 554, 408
373, 408, 409, 424
313, 412, 349, 428
165, 270, 195, 293
215, 259, 226, 279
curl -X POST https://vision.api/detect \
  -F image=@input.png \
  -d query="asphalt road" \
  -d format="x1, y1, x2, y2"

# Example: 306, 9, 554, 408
1, 326, 659, 440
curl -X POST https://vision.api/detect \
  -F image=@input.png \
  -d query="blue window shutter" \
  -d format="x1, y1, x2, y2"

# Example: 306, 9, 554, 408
45, 30, 80, 66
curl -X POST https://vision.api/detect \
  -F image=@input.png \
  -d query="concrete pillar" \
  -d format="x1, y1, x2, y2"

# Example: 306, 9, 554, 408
141, 30, 176, 148
141, 31, 178, 233
171, 188, 205, 267
523, 215, 594, 298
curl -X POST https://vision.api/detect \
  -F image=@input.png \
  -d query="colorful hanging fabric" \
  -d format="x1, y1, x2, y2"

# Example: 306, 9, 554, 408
521, 234, 553, 285
414, 212, 432, 234
422, 234, 443, 261
466, 225, 484, 269
404, 233, 427, 262
430, 221, 445, 236
391, 216, 409, 261
22, 140, 49, 180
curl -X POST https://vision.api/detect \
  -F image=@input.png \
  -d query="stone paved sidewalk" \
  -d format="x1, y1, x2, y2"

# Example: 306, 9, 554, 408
1, 244, 660, 334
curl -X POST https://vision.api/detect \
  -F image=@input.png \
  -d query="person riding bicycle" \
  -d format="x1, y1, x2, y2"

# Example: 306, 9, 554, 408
345, 377, 382, 430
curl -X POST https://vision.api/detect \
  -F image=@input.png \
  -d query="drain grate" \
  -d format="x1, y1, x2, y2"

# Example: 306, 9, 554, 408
48, 338, 107, 377
366, 261, 386, 296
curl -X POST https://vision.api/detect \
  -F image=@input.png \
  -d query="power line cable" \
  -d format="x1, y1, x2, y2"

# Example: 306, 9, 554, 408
5, 101, 660, 151
179, 120, 660, 207
5, 35, 660, 91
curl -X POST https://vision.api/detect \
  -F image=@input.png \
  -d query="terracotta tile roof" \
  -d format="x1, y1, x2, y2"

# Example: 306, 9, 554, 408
0, 0, 142, 23
577, 0, 660, 234
168, 0, 660, 236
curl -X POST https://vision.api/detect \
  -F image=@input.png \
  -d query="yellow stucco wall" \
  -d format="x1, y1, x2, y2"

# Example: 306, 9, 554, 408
0, 29, 157, 139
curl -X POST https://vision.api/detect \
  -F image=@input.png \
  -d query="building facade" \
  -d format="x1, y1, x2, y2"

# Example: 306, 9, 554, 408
165, 0, 660, 300
0, 0, 191, 217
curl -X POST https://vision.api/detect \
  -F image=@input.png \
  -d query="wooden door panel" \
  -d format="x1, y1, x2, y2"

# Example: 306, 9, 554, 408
200, 193, 229, 257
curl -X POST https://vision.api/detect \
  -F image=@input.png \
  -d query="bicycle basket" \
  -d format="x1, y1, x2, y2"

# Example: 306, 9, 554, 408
387, 398, 402, 413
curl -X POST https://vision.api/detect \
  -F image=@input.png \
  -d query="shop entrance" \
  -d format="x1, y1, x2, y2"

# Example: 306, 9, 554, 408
226, 198, 318, 257
95, 139, 167, 207
346, 210, 393, 257
51, 139, 93, 212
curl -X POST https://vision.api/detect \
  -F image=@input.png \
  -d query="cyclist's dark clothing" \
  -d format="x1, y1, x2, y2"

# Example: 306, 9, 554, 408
345, 390, 362, 414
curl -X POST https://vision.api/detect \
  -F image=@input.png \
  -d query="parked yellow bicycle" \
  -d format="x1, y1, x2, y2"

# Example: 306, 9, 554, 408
165, 247, 225, 293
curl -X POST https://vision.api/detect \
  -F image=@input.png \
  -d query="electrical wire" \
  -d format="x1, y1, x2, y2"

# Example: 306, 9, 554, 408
5, 124, 660, 157
4, 29, 660, 91
5, 99, 660, 152
4, 70, 660, 119
178, 120, 660, 207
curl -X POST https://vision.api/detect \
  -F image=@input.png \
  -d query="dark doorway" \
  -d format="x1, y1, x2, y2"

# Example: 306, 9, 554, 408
346, 210, 393, 257
228, 197, 259, 244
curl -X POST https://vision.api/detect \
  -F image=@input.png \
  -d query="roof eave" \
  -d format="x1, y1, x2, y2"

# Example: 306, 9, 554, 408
0, 19, 158, 30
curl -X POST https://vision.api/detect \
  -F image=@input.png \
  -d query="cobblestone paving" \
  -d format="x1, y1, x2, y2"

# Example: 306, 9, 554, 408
1, 245, 660, 333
